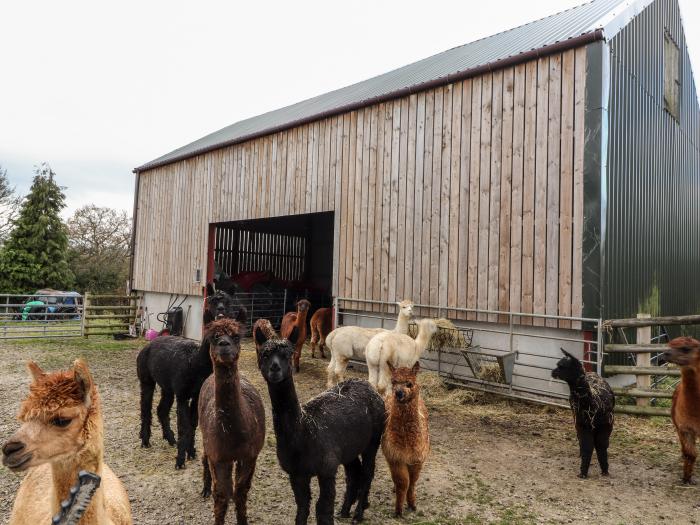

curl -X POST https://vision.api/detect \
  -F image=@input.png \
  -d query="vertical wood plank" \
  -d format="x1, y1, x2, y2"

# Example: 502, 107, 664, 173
421, 91, 435, 309
358, 109, 371, 303
346, 112, 358, 303
477, 73, 492, 321
510, 64, 526, 319
430, 88, 444, 313
521, 60, 538, 325
457, 79, 472, 320
366, 107, 379, 306
499, 68, 514, 322
338, 115, 350, 297
572, 47, 587, 328
439, 84, 453, 313
373, 104, 386, 308
488, 71, 503, 322
381, 103, 393, 305
351, 110, 365, 304
448, 81, 463, 314
467, 78, 482, 320
389, 101, 401, 303
533, 57, 549, 326
559, 49, 576, 329
404, 94, 418, 303
332, 115, 343, 296
412, 93, 426, 306
396, 97, 409, 302
546, 54, 562, 328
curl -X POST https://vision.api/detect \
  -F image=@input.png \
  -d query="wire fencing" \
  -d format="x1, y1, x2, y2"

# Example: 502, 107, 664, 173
0, 293, 84, 340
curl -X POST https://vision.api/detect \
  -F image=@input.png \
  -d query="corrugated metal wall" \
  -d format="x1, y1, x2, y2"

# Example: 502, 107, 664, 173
605, 0, 700, 320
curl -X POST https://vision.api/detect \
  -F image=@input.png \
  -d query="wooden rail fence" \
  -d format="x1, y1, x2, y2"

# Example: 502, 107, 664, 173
82, 293, 137, 337
603, 313, 700, 417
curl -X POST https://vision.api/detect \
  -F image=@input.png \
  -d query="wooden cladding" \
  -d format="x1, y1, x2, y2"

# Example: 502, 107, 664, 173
132, 48, 587, 325
214, 227, 306, 282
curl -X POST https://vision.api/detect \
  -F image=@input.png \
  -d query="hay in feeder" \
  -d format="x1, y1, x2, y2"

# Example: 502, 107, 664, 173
478, 362, 505, 383
430, 318, 468, 350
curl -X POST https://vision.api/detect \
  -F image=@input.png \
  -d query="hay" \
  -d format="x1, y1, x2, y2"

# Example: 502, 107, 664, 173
477, 362, 504, 383
419, 371, 480, 407
429, 318, 468, 350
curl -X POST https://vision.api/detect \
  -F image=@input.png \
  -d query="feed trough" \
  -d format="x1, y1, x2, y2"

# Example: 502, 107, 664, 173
461, 347, 516, 385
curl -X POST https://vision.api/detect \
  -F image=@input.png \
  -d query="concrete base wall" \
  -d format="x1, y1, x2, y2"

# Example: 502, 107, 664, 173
138, 291, 203, 340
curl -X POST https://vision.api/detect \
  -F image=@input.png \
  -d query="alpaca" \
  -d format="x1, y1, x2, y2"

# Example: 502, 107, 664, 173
1, 359, 132, 525
326, 299, 414, 388
280, 298, 311, 372
382, 362, 430, 517
365, 318, 437, 395
198, 318, 266, 525
309, 307, 333, 359
203, 284, 245, 327
551, 349, 615, 478
137, 305, 246, 469
663, 337, 700, 484
252, 318, 277, 367
255, 328, 385, 525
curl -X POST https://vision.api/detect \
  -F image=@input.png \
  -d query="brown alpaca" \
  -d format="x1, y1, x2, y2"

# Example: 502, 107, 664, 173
252, 318, 277, 367
1, 359, 132, 525
309, 307, 333, 359
198, 318, 266, 525
381, 362, 430, 517
280, 298, 310, 372
664, 337, 700, 484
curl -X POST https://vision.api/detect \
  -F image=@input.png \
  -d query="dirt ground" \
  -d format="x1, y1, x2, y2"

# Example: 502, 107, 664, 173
0, 336, 698, 525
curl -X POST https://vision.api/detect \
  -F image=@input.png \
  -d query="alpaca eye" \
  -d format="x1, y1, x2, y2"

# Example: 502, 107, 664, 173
50, 417, 72, 428
406, 382, 413, 388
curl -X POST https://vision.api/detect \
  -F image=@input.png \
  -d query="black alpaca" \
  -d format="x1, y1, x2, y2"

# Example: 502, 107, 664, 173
552, 349, 615, 478
203, 284, 245, 327
256, 328, 385, 525
138, 305, 246, 469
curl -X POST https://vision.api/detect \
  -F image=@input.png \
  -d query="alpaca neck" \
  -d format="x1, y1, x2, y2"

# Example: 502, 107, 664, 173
568, 373, 590, 398
414, 327, 432, 354
268, 377, 303, 447
387, 394, 420, 424
213, 363, 247, 434
681, 366, 700, 401
51, 405, 106, 524
394, 312, 410, 333
295, 310, 308, 327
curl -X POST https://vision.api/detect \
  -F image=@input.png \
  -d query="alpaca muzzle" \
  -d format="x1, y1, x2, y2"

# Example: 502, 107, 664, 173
2, 439, 32, 471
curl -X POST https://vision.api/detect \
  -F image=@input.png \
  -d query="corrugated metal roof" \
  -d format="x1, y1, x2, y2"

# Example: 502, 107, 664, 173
136, 0, 628, 172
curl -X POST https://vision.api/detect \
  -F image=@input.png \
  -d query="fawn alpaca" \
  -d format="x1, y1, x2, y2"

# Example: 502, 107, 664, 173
256, 328, 385, 524
382, 362, 430, 517
2, 359, 132, 525
280, 298, 311, 372
551, 349, 615, 478
309, 307, 333, 358
663, 337, 700, 484
199, 318, 266, 525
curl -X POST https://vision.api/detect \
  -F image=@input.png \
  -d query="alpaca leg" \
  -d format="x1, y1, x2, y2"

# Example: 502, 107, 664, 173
212, 460, 234, 525
578, 430, 595, 478
290, 474, 312, 525
594, 428, 611, 476
139, 380, 155, 448
366, 363, 378, 390
316, 473, 337, 525
326, 355, 337, 388
175, 395, 191, 469
157, 390, 176, 445
293, 344, 302, 373
187, 396, 198, 460
679, 429, 697, 484
339, 458, 362, 517
377, 364, 391, 396
335, 356, 349, 384
201, 454, 212, 498
407, 462, 423, 511
233, 457, 257, 525
319, 336, 326, 358
310, 329, 318, 358
354, 440, 380, 522
388, 462, 409, 517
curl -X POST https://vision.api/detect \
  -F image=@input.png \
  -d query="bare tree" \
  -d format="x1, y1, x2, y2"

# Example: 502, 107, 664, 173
0, 165, 22, 242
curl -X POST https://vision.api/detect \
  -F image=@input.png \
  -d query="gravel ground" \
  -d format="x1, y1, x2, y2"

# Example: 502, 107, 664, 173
1, 336, 698, 524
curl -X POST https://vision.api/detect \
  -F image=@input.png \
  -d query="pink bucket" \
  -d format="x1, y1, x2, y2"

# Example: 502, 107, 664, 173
145, 328, 159, 341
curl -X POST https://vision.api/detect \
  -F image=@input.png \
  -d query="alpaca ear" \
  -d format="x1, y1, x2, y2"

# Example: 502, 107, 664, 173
235, 306, 247, 324
560, 348, 577, 360
27, 361, 46, 383
72, 359, 94, 408
206, 282, 216, 296
254, 324, 268, 346
411, 361, 421, 375
287, 325, 300, 346
387, 361, 396, 374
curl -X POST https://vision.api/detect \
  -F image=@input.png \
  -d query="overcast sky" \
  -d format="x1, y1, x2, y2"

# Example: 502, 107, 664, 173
1, 0, 698, 217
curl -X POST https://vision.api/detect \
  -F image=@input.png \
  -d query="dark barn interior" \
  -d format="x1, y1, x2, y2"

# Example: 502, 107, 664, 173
210, 211, 334, 327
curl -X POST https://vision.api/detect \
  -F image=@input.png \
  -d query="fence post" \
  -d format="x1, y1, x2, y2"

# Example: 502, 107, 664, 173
82, 292, 90, 338
596, 319, 604, 376
333, 296, 339, 330
636, 313, 651, 407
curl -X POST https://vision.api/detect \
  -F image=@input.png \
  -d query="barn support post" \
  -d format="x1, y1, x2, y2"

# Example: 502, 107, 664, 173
635, 313, 652, 407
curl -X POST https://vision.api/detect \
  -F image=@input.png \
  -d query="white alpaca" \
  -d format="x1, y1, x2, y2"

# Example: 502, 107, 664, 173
365, 318, 437, 395
325, 300, 414, 387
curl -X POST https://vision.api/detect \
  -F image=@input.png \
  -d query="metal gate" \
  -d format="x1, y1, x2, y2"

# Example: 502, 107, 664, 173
0, 293, 84, 340
231, 291, 288, 334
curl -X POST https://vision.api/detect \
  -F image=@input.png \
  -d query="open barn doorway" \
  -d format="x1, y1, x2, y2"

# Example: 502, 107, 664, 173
207, 211, 334, 333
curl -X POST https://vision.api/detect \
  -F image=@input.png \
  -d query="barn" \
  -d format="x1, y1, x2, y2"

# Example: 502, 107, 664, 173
130, 0, 700, 404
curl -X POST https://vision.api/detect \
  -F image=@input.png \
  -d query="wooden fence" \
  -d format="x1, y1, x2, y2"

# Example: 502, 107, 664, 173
603, 313, 700, 416
82, 293, 137, 337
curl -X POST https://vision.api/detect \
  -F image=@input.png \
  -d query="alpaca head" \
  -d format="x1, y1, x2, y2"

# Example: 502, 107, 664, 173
388, 362, 421, 404
295, 299, 311, 314
205, 287, 247, 324
2, 359, 97, 472
664, 337, 700, 368
255, 324, 299, 382
252, 319, 277, 366
397, 300, 414, 319
418, 318, 438, 338
551, 349, 585, 383
206, 318, 242, 367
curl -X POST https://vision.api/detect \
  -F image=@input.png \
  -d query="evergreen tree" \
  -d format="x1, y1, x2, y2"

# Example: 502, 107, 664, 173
0, 164, 73, 293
